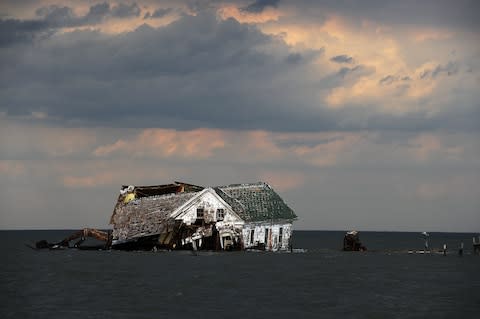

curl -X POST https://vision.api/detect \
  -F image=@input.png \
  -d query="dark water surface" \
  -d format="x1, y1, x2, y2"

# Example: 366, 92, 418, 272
1, 230, 479, 318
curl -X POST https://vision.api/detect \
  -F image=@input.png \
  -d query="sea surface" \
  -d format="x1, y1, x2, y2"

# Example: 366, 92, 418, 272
1, 230, 479, 319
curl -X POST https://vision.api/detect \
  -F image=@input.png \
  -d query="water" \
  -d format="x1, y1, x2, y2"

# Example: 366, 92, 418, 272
1, 230, 479, 318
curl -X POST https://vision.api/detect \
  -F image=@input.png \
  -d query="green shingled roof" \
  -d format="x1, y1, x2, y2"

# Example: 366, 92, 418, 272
215, 182, 297, 222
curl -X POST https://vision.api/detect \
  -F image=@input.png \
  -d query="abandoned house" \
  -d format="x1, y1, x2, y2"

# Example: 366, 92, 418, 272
109, 182, 297, 251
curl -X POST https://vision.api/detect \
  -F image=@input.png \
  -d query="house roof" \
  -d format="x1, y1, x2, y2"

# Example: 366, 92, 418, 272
215, 182, 297, 222
111, 181, 297, 236
110, 182, 203, 224
112, 191, 199, 241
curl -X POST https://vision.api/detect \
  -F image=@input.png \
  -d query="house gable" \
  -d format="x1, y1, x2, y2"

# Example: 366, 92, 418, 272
172, 188, 244, 226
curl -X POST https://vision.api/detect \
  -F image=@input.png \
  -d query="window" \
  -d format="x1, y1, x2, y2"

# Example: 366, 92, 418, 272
264, 228, 269, 244
216, 208, 225, 221
279, 227, 283, 246
196, 207, 204, 219
250, 229, 255, 244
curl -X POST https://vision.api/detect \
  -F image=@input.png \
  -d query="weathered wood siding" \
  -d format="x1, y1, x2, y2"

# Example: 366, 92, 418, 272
174, 190, 243, 227
242, 222, 293, 251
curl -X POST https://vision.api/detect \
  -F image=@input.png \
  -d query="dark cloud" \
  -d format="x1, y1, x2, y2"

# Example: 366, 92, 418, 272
35, 5, 75, 25
241, 0, 280, 13
420, 61, 459, 79
81, 2, 110, 24
379, 75, 395, 85
336, 65, 374, 79
431, 61, 459, 78
285, 53, 302, 64
144, 8, 174, 19
330, 55, 354, 64
379, 75, 412, 85
34, 3, 111, 26
291, 0, 480, 29
0, 2, 145, 46
0, 12, 477, 132
111, 3, 141, 18
0, 18, 50, 47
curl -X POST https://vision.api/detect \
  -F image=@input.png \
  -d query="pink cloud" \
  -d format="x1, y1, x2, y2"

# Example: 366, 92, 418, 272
408, 133, 464, 161
286, 133, 365, 167
63, 173, 114, 188
0, 161, 26, 177
416, 176, 472, 200
218, 4, 282, 24
260, 171, 305, 191
94, 128, 226, 159
1, 122, 97, 158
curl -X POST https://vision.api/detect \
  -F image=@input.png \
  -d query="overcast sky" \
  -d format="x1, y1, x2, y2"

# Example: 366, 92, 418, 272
0, 0, 479, 231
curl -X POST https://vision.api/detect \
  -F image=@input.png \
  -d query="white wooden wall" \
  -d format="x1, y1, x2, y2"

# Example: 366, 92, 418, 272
242, 222, 293, 251
175, 190, 243, 228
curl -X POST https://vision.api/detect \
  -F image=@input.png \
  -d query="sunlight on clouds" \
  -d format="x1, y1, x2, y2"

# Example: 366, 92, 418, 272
218, 4, 282, 24
408, 133, 464, 162
94, 128, 226, 159
261, 14, 460, 114
63, 172, 115, 188
415, 176, 471, 200
411, 28, 454, 43
92, 128, 369, 169
0, 121, 98, 158
259, 171, 305, 191
289, 133, 366, 167
59, 159, 170, 188
0, 161, 26, 177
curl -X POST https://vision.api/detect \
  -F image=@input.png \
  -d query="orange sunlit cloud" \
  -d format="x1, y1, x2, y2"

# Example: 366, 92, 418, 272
0, 161, 26, 177
408, 133, 464, 162
259, 171, 306, 192
218, 4, 282, 24
63, 172, 116, 188
94, 128, 226, 159
411, 28, 454, 43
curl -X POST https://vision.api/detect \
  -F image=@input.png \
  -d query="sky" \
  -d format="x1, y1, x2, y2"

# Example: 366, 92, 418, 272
0, 0, 479, 232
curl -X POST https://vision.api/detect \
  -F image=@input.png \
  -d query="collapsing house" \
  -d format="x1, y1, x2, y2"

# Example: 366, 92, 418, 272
110, 182, 297, 251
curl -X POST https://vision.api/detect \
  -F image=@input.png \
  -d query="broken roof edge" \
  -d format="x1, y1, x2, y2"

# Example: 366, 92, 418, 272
109, 181, 204, 224
121, 181, 204, 191
215, 181, 268, 189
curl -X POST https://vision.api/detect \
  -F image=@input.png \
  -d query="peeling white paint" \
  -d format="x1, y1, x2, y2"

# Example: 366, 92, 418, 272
242, 222, 293, 251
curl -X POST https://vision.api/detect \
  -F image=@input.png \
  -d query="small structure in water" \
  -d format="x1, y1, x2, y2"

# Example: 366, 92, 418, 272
343, 231, 367, 251
421, 231, 430, 252
474, 236, 480, 254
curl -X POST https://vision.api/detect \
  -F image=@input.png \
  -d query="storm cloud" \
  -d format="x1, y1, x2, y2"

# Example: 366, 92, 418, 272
1, 11, 477, 132
241, 0, 280, 13
0, 2, 143, 46
0, 0, 479, 231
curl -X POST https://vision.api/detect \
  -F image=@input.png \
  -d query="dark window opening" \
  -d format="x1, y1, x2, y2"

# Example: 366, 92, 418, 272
217, 208, 225, 220
196, 207, 204, 219
250, 229, 255, 244
279, 227, 283, 246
